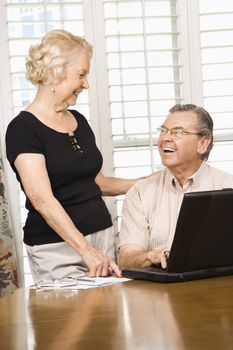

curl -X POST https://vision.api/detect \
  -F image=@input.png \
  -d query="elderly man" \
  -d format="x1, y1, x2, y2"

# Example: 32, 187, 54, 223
119, 104, 233, 270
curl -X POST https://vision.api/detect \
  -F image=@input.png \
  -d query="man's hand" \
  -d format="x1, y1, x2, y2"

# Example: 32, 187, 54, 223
147, 249, 170, 269
119, 244, 169, 269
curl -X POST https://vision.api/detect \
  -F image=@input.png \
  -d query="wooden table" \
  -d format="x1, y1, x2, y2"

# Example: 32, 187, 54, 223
1, 276, 233, 350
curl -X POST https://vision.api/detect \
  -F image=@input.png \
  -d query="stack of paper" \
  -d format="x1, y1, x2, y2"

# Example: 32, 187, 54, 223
33, 276, 131, 290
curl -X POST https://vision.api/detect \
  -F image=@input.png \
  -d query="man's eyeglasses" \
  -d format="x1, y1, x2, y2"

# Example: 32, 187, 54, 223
156, 126, 203, 138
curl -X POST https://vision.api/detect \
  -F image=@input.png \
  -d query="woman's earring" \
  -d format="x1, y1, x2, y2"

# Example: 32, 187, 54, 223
51, 86, 55, 93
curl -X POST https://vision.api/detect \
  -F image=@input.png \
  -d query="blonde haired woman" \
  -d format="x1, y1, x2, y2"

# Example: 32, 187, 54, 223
6, 29, 136, 283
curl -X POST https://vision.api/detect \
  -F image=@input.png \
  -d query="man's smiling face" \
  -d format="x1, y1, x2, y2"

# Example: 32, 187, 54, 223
158, 111, 208, 178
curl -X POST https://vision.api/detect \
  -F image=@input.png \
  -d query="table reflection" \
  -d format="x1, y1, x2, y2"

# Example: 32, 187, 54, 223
28, 282, 184, 350
114, 281, 185, 349
1, 277, 232, 350
28, 287, 118, 349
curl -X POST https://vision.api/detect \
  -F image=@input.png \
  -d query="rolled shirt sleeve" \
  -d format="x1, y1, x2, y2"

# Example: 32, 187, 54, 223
119, 181, 150, 249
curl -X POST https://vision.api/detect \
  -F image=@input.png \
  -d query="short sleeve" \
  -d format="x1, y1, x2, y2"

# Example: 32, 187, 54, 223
5, 113, 44, 166
119, 183, 150, 249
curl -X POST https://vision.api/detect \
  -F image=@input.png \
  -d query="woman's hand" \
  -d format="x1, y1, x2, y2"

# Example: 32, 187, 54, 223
80, 245, 122, 277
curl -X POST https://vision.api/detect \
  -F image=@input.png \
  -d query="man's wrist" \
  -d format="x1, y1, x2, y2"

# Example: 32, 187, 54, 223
147, 251, 153, 264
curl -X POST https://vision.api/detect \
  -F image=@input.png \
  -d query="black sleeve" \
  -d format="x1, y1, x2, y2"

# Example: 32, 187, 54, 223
5, 114, 44, 166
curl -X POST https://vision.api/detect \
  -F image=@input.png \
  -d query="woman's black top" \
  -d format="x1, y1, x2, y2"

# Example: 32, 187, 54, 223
5, 110, 112, 245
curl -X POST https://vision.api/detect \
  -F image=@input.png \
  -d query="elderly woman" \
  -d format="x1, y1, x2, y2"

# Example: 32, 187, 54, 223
6, 29, 137, 283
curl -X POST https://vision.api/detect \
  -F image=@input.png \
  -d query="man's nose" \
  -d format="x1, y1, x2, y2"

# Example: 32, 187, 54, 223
162, 129, 173, 139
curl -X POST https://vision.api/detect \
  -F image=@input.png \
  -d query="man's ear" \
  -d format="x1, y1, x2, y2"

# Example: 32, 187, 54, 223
197, 136, 211, 156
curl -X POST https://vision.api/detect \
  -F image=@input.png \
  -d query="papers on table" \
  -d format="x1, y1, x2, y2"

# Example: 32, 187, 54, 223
32, 276, 131, 290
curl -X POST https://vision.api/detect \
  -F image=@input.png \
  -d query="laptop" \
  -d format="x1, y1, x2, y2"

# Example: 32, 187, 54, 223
122, 188, 233, 283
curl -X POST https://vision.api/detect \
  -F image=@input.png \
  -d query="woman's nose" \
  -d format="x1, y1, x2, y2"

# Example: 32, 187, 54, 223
82, 77, 89, 89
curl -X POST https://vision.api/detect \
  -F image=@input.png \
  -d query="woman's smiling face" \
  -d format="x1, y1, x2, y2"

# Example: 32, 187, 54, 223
54, 51, 90, 108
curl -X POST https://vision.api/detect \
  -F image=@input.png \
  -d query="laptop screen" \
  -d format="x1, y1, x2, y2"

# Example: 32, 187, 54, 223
167, 189, 233, 273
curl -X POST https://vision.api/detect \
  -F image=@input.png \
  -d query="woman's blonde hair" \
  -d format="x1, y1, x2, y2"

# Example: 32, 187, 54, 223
26, 29, 93, 86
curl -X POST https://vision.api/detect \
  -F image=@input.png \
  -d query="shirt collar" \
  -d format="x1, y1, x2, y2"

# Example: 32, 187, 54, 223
165, 161, 208, 191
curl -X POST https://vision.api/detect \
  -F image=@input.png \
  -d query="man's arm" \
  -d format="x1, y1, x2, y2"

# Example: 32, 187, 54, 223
118, 178, 169, 270
119, 244, 168, 269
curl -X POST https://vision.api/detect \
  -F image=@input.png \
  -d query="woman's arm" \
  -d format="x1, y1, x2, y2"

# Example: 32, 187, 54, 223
14, 153, 121, 277
95, 170, 140, 196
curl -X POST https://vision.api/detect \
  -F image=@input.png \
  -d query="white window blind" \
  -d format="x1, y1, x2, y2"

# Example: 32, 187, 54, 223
199, 0, 233, 173
104, 0, 181, 179
6, 0, 87, 117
